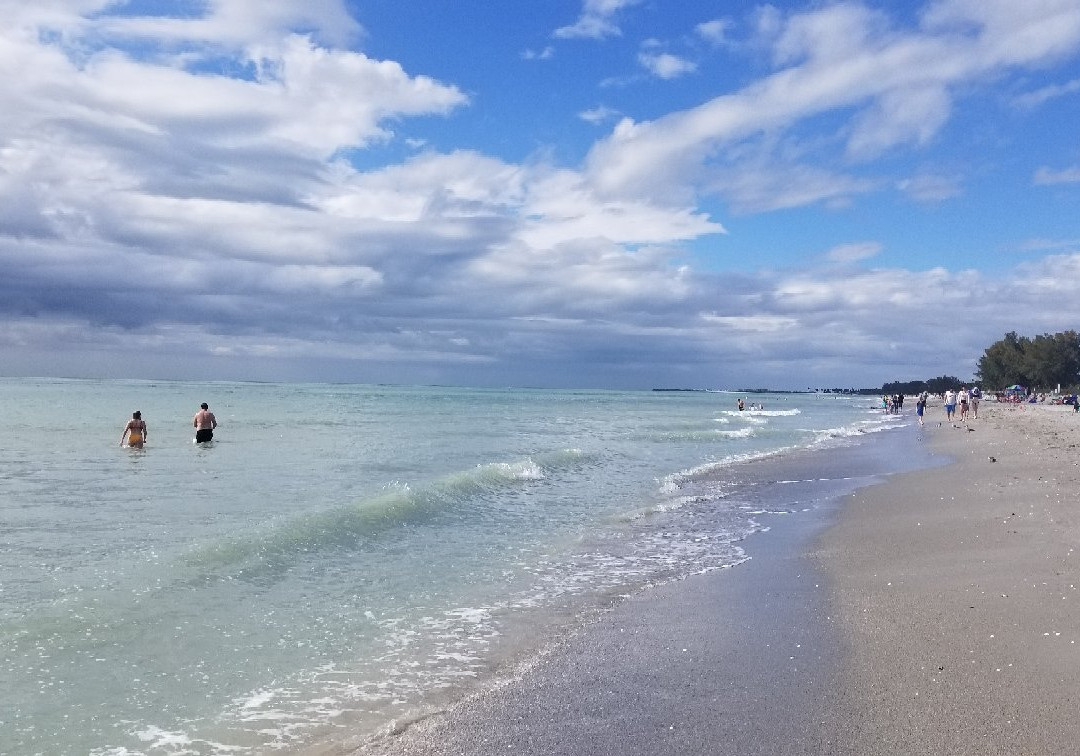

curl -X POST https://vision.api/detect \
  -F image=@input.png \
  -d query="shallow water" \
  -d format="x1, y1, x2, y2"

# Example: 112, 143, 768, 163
0, 379, 907, 754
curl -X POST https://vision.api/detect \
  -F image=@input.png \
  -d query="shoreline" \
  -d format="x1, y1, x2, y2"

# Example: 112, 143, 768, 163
324, 422, 938, 756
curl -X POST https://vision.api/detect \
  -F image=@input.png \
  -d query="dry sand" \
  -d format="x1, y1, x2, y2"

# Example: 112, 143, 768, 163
330, 399, 1080, 756
818, 400, 1080, 754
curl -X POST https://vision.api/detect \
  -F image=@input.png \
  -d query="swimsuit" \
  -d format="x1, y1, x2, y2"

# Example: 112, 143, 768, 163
127, 421, 145, 445
195, 428, 214, 443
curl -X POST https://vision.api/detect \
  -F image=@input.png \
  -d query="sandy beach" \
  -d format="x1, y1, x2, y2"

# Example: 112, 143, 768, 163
819, 400, 1080, 754
330, 400, 1080, 756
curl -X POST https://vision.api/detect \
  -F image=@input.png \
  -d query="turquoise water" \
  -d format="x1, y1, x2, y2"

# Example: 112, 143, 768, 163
0, 379, 907, 754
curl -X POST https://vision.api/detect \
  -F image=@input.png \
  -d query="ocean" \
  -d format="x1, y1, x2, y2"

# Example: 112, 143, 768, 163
0, 378, 910, 754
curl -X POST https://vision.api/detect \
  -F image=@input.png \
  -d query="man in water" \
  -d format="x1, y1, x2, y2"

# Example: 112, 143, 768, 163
193, 402, 217, 443
120, 410, 147, 447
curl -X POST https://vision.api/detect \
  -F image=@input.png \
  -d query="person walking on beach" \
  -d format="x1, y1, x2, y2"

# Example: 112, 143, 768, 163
958, 387, 970, 423
970, 386, 981, 419
944, 389, 956, 421
120, 411, 147, 447
193, 402, 217, 444
915, 394, 926, 425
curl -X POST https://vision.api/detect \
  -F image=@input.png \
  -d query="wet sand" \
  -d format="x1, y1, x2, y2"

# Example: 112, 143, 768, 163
332, 400, 1080, 755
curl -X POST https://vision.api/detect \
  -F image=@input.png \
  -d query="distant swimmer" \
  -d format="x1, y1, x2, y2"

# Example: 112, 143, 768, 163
193, 402, 217, 444
737, 398, 745, 412
120, 410, 147, 448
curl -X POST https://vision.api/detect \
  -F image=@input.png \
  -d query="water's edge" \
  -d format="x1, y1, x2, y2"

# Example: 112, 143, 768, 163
310, 422, 946, 755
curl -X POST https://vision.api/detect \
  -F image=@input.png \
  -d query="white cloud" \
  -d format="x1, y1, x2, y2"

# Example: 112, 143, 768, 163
825, 242, 883, 264
255, 37, 468, 154
1018, 238, 1080, 253
0, 20, 467, 167
316, 150, 528, 224
695, 19, 732, 46
519, 168, 723, 248
709, 159, 877, 214
897, 172, 963, 202
554, 0, 641, 40
1012, 77, 1080, 109
751, 5, 785, 41
94, 0, 363, 50
579, 105, 621, 125
522, 46, 555, 61
638, 51, 697, 80
771, 2, 889, 67
847, 85, 951, 158
1033, 166, 1080, 185
767, 267, 967, 318
469, 237, 694, 310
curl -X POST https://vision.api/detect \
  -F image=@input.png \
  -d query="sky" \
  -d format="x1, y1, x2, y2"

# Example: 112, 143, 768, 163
2, 0, 1080, 390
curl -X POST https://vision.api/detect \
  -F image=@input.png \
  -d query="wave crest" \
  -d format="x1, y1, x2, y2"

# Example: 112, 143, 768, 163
181, 450, 590, 579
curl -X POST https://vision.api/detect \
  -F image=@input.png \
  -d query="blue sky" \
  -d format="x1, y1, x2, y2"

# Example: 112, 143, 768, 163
1, 0, 1079, 389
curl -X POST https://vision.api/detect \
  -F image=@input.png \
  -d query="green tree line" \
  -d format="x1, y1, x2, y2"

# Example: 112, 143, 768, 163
976, 330, 1080, 391
878, 330, 1079, 395
881, 376, 967, 396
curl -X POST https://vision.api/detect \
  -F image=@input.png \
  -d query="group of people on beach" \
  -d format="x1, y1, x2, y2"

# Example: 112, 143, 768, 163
942, 387, 980, 423
996, 390, 1080, 409
902, 387, 982, 426
120, 403, 217, 447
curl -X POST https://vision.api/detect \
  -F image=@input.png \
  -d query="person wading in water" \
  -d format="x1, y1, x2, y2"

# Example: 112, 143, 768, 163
120, 411, 147, 447
193, 402, 217, 444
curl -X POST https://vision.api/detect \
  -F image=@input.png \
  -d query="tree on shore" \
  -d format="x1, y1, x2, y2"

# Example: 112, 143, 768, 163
882, 376, 964, 396
976, 330, 1080, 391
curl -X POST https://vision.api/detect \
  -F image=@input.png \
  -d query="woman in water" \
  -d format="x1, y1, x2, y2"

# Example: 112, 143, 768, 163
120, 410, 147, 448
